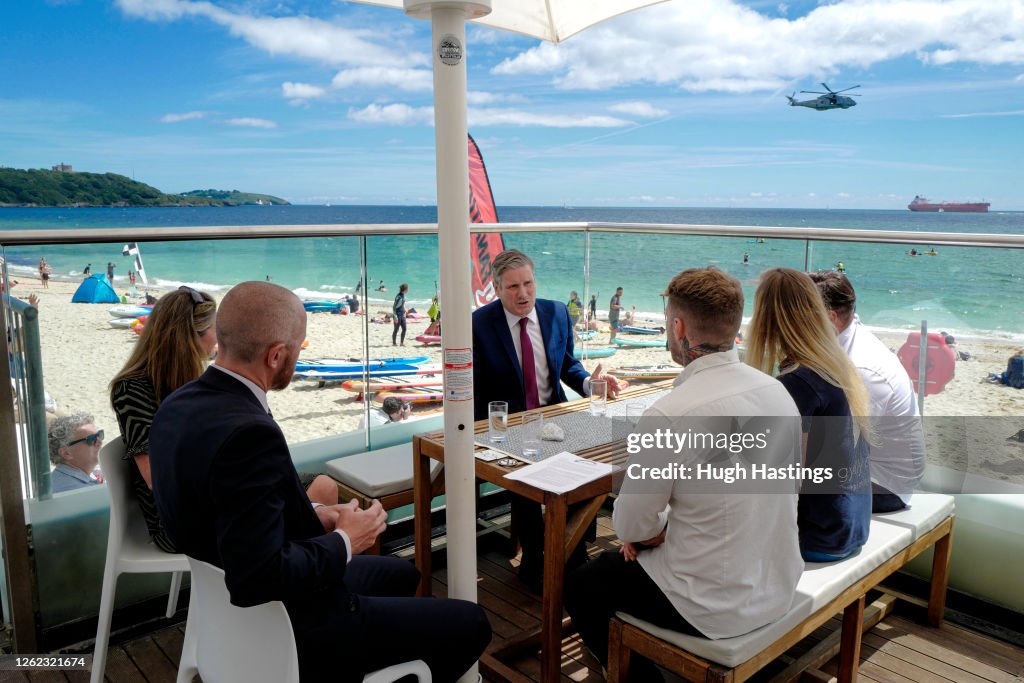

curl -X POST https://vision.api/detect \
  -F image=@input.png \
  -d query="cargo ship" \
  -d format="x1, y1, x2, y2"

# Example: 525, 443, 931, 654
908, 195, 990, 212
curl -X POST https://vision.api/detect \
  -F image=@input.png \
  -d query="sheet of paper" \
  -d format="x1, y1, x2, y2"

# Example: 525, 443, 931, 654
503, 451, 614, 494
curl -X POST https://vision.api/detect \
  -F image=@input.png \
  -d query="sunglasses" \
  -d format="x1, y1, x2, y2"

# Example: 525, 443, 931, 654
68, 429, 104, 447
179, 286, 205, 304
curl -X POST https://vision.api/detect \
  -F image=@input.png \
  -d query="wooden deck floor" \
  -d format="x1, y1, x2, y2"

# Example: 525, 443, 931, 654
10, 517, 1023, 683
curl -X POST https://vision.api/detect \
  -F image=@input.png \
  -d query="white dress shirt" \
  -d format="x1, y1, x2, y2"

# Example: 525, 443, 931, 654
837, 320, 925, 503
613, 349, 804, 639
211, 364, 352, 561
502, 305, 589, 405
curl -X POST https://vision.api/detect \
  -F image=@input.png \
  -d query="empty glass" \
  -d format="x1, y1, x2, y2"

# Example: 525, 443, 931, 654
590, 379, 608, 416
488, 401, 508, 444
521, 411, 543, 459
626, 402, 645, 426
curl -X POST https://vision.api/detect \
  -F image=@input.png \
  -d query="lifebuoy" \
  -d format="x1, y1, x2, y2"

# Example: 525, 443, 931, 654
897, 332, 955, 395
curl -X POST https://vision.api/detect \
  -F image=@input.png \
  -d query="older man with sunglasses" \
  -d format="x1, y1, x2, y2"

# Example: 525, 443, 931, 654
48, 413, 104, 492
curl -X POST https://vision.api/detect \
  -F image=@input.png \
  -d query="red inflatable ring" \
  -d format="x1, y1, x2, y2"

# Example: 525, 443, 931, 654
897, 332, 955, 396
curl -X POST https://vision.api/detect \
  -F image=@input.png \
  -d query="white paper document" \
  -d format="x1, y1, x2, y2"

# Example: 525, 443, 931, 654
503, 451, 614, 494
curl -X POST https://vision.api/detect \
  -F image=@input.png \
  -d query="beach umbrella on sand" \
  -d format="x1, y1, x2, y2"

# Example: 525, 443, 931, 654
345, 1, 667, 678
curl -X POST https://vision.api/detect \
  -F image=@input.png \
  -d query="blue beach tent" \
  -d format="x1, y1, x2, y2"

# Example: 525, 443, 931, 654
71, 274, 120, 304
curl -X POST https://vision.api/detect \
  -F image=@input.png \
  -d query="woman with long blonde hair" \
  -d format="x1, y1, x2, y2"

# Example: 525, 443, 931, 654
110, 286, 219, 552
111, 287, 338, 552
747, 268, 872, 562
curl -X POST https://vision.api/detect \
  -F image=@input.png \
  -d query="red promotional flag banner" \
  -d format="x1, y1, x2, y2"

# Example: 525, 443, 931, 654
468, 134, 505, 307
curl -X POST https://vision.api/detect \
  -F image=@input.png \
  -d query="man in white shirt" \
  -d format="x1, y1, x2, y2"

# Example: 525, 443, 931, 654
809, 271, 925, 511
565, 267, 803, 681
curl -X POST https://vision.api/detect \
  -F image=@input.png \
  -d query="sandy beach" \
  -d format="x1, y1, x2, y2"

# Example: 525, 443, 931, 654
12, 276, 1024, 485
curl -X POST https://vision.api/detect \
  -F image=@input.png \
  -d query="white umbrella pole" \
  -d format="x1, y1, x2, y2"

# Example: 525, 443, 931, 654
409, 8, 490, 680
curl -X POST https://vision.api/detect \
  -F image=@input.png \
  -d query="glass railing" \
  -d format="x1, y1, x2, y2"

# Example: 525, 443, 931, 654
1, 220, 1022, 638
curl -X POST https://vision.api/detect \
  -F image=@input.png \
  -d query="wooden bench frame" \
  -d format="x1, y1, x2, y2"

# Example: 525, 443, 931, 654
608, 515, 954, 683
334, 476, 445, 555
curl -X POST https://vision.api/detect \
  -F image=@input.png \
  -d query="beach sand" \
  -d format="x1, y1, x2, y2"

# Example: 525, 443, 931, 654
14, 277, 1024, 485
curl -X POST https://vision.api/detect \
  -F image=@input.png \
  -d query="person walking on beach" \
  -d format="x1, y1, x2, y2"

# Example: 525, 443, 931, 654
608, 286, 624, 342
588, 293, 597, 322
38, 258, 51, 289
567, 291, 582, 331
128, 270, 137, 296
106, 262, 115, 284
392, 283, 408, 346
83, 263, 92, 277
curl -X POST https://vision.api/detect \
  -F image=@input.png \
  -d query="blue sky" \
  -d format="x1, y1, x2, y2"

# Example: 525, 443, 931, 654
3, 0, 1023, 209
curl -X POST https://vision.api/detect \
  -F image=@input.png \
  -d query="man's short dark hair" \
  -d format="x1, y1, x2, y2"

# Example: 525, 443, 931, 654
491, 250, 534, 288
663, 267, 743, 342
808, 270, 856, 323
382, 396, 404, 417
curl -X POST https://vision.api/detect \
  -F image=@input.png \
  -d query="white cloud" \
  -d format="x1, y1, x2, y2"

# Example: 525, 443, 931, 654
331, 67, 432, 92
347, 103, 631, 128
493, 0, 1024, 93
470, 108, 629, 128
116, 0, 423, 69
226, 117, 277, 129
942, 109, 1024, 118
468, 91, 526, 105
348, 104, 434, 126
608, 101, 668, 118
160, 111, 206, 123
282, 82, 326, 103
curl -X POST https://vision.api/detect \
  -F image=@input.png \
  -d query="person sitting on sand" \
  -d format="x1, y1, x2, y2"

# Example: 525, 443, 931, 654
376, 279, 387, 292
358, 396, 411, 429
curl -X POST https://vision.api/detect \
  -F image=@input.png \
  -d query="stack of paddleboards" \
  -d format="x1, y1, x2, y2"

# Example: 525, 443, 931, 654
374, 386, 443, 405
108, 304, 153, 330
609, 365, 679, 381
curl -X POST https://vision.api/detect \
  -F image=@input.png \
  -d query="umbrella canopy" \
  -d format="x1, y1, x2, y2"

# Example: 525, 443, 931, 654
359, 0, 668, 42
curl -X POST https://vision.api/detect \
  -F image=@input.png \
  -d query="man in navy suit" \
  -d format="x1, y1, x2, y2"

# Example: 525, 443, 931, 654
472, 250, 621, 588
151, 281, 490, 682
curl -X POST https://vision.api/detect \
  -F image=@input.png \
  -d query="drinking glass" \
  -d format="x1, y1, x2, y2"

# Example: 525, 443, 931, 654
590, 380, 608, 416
488, 401, 508, 444
521, 411, 544, 459
626, 402, 644, 426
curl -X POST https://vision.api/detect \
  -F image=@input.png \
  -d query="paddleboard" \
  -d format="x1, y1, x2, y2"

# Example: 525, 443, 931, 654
296, 363, 442, 383
576, 329, 596, 341
108, 305, 152, 318
613, 337, 667, 348
609, 365, 679, 380
342, 376, 444, 393
108, 318, 137, 329
621, 325, 664, 335
303, 300, 344, 312
414, 334, 442, 345
573, 346, 617, 359
375, 387, 443, 404
295, 356, 429, 374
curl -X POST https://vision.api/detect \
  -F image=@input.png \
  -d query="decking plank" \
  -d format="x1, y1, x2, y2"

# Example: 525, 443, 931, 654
123, 636, 178, 683
24, 671, 67, 683
151, 623, 185, 669
873, 618, 1024, 679
98, 647, 144, 683
862, 630, 1000, 683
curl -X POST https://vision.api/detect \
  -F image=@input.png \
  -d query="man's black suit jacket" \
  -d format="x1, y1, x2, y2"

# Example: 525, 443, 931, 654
471, 298, 589, 421
150, 366, 352, 636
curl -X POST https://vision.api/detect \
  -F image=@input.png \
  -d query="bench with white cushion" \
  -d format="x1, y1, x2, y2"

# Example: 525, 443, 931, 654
326, 443, 444, 554
609, 493, 955, 683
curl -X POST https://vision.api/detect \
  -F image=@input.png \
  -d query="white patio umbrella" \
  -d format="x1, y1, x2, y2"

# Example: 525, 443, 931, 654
346, 1, 667, 678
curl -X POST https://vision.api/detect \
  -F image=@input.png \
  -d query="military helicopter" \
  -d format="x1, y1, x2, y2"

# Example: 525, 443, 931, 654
786, 83, 860, 111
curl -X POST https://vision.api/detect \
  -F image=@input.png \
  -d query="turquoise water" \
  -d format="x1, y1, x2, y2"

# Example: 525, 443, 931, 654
2, 205, 1022, 339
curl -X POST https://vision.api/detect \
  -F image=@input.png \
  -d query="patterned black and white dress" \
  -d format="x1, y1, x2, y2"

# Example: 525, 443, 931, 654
111, 376, 176, 553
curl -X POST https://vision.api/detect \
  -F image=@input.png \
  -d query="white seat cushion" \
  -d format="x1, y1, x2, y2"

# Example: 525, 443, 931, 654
326, 443, 442, 499
617, 520, 913, 668
872, 493, 955, 541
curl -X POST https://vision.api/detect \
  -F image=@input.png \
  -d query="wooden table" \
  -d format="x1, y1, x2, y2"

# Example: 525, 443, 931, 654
412, 381, 673, 683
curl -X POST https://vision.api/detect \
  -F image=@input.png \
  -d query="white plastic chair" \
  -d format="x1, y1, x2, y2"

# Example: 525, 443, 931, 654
91, 436, 188, 683
178, 557, 431, 683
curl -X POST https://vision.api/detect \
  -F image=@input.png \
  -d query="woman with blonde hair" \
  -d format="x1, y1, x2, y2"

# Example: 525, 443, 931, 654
747, 268, 872, 562
111, 286, 336, 552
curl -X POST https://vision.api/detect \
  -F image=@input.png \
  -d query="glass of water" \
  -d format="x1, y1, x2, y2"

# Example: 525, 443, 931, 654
626, 402, 645, 426
488, 401, 508, 444
590, 379, 608, 416
521, 411, 544, 459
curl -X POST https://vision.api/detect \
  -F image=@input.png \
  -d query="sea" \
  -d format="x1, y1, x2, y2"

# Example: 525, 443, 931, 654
2, 205, 1022, 341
